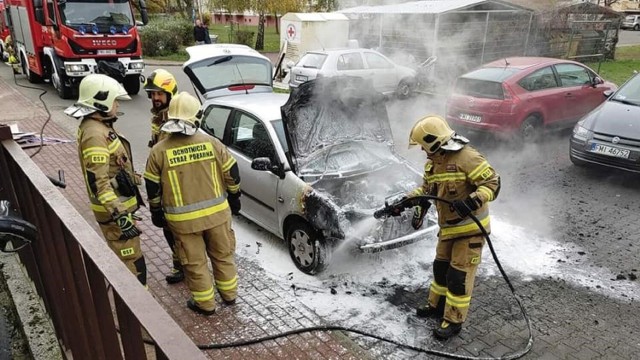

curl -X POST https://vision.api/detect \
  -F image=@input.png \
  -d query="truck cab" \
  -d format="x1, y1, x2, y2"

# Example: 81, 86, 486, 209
5, 0, 149, 98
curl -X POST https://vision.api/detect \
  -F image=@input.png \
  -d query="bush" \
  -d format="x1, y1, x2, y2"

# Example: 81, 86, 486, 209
140, 21, 183, 57
234, 31, 255, 47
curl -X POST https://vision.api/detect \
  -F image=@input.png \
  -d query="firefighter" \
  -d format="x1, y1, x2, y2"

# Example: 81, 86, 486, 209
144, 92, 241, 316
143, 68, 184, 284
67, 74, 147, 286
408, 115, 500, 340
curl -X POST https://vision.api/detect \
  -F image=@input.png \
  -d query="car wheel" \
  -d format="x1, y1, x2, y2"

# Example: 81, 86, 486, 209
520, 115, 542, 142
287, 220, 330, 275
396, 80, 412, 99
635, 24, 639, 31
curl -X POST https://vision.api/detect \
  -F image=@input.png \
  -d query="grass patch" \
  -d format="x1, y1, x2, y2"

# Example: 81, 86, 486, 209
584, 45, 640, 86
146, 23, 281, 63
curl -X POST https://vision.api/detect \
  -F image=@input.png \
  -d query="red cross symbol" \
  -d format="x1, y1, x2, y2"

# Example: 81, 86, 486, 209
287, 24, 296, 40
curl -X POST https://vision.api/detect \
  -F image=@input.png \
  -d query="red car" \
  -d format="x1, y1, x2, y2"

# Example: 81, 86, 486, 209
445, 57, 616, 141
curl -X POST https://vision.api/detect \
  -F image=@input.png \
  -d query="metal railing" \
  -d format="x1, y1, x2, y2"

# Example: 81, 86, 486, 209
0, 138, 206, 360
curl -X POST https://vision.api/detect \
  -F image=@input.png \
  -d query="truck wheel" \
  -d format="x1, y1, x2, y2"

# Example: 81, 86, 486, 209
53, 72, 73, 100
287, 220, 330, 275
20, 54, 42, 83
123, 75, 140, 95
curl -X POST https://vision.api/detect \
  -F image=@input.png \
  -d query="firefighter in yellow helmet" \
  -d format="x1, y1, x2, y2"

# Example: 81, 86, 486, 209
144, 92, 241, 315
408, 115, 500, 340
143, 68, 184, 284
67, 74, 147, 285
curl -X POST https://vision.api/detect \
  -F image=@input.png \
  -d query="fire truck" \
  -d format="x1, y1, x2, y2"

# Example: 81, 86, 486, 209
0, 1, 10, 59
5, 0, 148, 98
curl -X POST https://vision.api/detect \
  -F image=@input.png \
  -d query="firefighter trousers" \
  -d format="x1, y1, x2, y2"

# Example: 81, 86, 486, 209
427, 234, 484, 324
173, 219, 238, 311
99, 222, 147, 286
162, 227, 182, 271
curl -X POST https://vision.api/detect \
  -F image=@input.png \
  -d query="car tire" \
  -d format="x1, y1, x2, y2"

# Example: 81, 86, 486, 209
396, 80, 412, 99
635, 24, 639, 31
287, 220, 330, 275
520, 115, 542, 142
123, 74, 141, 95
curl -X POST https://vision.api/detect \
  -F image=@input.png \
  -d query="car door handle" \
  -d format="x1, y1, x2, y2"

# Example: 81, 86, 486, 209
565, 93, 573, 97
278, 197, 284, 203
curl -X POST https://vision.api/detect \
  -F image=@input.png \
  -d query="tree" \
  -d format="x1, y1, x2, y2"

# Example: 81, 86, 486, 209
595, 0, 619, 6
214, 0, 303, 50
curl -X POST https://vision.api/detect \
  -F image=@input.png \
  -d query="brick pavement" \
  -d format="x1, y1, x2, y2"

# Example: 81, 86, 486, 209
3, 67, 640, 360
0, 73, 368, 359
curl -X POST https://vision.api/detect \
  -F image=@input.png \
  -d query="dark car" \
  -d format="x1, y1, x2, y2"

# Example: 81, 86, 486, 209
569, 73, 640, 173
446, 57, 616, 141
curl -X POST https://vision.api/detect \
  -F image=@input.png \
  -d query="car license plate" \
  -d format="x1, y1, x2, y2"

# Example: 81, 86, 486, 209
459, 113, 482, 123
295, 75, 308, 82
97, 49, 116, 55
589, 143, 630, 159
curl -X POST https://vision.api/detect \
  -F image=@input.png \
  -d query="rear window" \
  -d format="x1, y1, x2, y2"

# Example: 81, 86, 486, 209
297, 53, 327, 69
455, 78, 504, 100
462, 67, 520, 82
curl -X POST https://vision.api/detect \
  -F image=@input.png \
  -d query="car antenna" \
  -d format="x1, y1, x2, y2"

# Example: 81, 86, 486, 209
235, 64, 249, 95
504, 58, 510, 67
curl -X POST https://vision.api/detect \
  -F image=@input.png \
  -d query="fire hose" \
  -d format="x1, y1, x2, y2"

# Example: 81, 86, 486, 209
121, 195, 534, 360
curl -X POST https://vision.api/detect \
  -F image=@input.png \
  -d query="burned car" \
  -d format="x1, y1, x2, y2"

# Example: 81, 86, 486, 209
183, 44, 437, 274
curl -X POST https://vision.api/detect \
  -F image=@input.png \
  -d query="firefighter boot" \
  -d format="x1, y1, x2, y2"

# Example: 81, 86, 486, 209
187, 298, 216, 316
165, 259, 184, 284
416, 296, 444, 318
434, 320, 462, 340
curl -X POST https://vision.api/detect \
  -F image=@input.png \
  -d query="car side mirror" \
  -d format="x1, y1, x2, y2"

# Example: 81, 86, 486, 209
603, 89, 614, 98
592, 76, 604, 87
251, 157, 272, 171
0, 200, 37, 253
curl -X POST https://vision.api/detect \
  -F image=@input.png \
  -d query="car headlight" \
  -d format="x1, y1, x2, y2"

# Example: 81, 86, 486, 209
129, 62, 145, 70
572, 123, 592, 141
65, 64, 88, 72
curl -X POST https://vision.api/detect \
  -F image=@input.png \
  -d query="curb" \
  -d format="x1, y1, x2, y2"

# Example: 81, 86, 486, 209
0, 254, 63, 360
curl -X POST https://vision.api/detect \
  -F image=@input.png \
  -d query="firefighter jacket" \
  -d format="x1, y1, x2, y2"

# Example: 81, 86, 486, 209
410, 145, 500, 241
77, 115, 140, 223
144, 132, 241, 234
149, 107, 170, 148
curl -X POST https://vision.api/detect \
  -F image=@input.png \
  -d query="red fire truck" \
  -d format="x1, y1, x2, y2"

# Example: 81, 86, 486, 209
0, 1, 10, 59
5, 0, 148, 98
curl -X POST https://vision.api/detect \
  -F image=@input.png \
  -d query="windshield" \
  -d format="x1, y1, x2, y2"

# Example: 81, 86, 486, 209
60, 0, 134, 30
611, 75, 640, 106
300, 141, 396, 177
189, 55, 272, 93
297, 53, 327, 69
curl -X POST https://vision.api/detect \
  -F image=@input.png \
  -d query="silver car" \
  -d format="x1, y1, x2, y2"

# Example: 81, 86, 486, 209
183, 44, 437, 274
288, 48, 418, 99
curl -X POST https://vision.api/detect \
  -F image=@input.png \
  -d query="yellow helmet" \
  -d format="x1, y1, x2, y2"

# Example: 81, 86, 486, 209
65, 74, 130, 118
161, 92, 202, 135
144, 69, 178, 97
409, 115, 456, 154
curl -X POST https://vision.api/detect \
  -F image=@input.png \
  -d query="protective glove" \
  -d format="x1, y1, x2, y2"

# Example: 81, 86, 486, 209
373, 197, 407, 219
411, 202, 431, 230
227, 191, 241, 215
451, 196, 479, 219
114, 212, 141, 240
150, 207, 167, 228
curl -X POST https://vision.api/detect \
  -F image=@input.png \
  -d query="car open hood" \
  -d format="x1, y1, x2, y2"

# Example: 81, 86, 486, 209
182, 44, 274, 100
587, 101, 640, 139
281, 77, 393, 167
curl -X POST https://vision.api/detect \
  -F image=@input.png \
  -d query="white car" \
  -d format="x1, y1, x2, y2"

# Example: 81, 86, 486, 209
183, 44, 437, 274
288, 48, 418, 99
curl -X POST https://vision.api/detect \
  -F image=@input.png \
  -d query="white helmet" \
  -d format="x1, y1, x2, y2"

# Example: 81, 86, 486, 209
160, 92, 202, 136
65, 74, 130, 118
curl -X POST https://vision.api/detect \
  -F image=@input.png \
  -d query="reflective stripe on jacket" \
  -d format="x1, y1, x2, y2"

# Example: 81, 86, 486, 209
411, 145, 500, 241
77, 116, 139, 223
144, 132, 240, 234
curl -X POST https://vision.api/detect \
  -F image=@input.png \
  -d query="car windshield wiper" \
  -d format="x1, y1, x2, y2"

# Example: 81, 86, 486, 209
207, 56, 232, 67
611, 97, 640, 106
302, 65, 318, 68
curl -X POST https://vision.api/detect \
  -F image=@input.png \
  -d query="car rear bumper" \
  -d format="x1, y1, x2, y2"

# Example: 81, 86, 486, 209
570, 138, 640, 173
446, 114, 517, 138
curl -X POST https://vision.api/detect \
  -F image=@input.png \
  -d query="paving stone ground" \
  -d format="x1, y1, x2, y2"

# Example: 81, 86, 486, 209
2, 69, 639, 360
